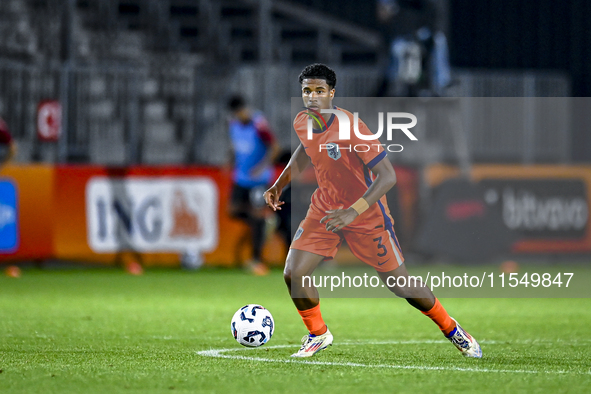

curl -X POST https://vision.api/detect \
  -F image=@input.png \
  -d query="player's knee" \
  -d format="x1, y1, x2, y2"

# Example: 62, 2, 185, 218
291, 265, 312, 282
285, 265, 312, 289
283, 268, 292, 286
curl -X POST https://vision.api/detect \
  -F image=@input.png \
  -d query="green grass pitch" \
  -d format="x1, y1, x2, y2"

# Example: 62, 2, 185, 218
0, 268, 589, 393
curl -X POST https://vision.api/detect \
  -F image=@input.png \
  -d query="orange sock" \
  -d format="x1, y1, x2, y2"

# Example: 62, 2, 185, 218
421, 298, 456, 336
297, 304, 327, 336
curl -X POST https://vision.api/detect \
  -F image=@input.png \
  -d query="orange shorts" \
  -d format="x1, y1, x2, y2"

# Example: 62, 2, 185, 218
290, 215, 404, 272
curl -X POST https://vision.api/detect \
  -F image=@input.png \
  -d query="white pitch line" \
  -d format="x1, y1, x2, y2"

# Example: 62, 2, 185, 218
197, 340, 591, 375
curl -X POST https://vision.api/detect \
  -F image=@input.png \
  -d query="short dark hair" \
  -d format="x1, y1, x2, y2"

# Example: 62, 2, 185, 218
227, 95, 246, 111
298, 63, 337, 89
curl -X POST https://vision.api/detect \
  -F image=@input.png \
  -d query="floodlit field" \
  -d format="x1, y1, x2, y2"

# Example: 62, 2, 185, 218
0, 268, 589, 393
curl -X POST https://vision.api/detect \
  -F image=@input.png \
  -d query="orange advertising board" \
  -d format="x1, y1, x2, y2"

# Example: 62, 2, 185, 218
0, 163, 420, 266
54, 166, 284, 266
0, 165, 54, 261
4, 163, 588, 265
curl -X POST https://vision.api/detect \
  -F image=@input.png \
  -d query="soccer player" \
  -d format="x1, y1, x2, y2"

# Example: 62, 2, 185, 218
227, 95, 280, 276
263, 64, 481, 358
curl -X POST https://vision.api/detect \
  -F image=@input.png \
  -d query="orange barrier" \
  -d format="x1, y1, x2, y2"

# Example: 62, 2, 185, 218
0, 164, 286, 266
5, 163, 587, 265
0, 165, 54, 261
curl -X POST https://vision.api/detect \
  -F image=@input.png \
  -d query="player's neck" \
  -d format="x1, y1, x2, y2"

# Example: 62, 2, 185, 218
319, 104, 334, 123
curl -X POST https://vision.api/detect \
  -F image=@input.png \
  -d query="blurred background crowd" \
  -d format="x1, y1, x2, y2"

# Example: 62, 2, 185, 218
0, 0, 590, 268
1, 0, 589, 166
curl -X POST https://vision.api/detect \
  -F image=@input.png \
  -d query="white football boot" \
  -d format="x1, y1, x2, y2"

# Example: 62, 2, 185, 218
446, 318, 482, 358
291, 328, 333, 358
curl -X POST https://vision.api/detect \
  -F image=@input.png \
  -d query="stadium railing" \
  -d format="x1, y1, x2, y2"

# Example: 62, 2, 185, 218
0, 59, 572, 166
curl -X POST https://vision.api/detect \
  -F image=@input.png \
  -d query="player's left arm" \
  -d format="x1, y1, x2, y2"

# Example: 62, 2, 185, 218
359, 157, 397, 208
321, 156, 396, 232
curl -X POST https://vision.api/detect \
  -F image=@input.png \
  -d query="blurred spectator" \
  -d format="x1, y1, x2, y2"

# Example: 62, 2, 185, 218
226, 95, 280, 275
0, 117, 16, 167
376, 0, 451, 97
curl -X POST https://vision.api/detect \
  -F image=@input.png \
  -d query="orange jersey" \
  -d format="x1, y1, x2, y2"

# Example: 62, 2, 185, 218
293, 107, 396, 235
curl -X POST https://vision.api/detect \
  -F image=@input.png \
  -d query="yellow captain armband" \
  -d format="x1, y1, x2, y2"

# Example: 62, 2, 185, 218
350, 198, 369, 216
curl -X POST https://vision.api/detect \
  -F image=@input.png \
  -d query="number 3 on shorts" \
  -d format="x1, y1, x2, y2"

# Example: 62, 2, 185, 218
373, 237, 387, 257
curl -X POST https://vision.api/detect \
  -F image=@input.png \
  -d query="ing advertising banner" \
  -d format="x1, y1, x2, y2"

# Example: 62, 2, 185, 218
0, 165, 282, 265
86, 177, 218, 253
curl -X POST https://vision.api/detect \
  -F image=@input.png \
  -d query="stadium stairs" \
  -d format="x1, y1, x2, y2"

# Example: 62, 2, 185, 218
2, 0, 383, 165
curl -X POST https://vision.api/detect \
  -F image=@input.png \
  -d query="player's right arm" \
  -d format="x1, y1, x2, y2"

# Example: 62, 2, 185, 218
263, 143, 308, 211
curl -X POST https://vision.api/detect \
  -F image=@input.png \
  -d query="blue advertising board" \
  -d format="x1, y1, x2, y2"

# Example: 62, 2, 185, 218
0, 179, 18, 252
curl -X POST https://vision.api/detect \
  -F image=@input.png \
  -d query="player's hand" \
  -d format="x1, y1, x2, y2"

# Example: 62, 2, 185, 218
263, 185, 285, 211
320, 208, 359, 232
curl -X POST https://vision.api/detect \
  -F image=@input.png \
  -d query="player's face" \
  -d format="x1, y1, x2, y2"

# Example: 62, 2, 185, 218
301, 79, 335, 111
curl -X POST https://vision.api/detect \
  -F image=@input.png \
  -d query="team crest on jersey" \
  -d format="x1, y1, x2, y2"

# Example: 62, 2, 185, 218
293, 227, 304, 241
326, 142, 341, 161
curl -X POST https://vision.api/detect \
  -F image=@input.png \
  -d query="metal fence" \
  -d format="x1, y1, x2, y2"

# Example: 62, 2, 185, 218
0, 60, 207, 165
0, 60, 572, 166
235, 66, 572, 166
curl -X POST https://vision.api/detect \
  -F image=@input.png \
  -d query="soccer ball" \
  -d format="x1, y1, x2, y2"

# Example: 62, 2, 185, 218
231, 304, 274, 347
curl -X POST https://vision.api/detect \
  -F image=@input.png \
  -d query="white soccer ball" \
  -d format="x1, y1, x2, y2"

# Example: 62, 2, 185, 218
231, 304, 274, 347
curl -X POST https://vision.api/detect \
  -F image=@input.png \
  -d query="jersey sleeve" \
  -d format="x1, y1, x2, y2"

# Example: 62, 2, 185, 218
254, 114, 275, 146
351, 118, 387, 169
292, 111, 309, 144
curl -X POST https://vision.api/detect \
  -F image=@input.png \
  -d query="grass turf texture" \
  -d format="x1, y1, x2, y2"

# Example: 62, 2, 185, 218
0, 268, 589, 393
